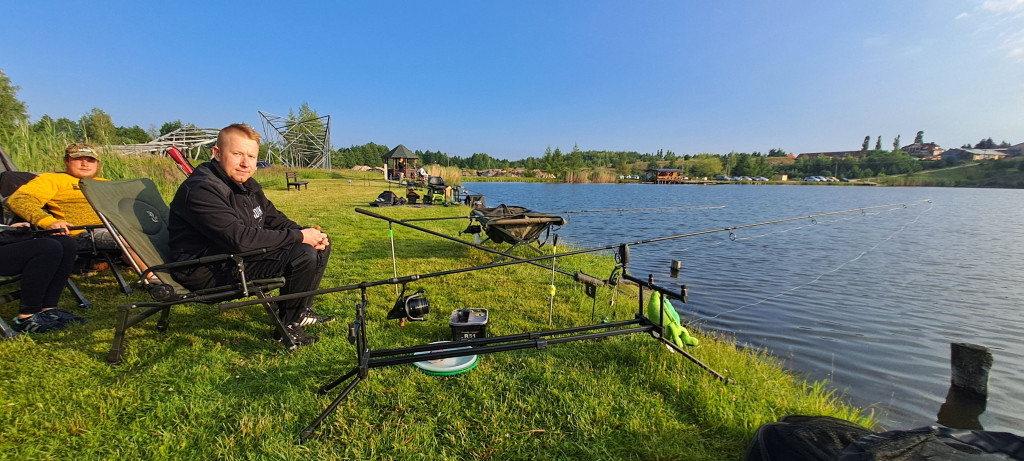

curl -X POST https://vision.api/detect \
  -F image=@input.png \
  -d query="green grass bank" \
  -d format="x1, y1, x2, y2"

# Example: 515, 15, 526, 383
0, 162, 873, 459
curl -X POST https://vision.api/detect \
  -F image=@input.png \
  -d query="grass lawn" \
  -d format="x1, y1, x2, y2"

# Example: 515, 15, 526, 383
0, 175, 872, 460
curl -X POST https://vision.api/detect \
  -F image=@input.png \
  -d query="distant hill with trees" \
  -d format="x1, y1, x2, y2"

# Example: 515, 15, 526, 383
2, 67, 1020, 187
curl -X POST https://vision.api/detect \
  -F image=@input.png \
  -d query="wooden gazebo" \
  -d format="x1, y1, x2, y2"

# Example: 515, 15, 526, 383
381, 144, 419, 180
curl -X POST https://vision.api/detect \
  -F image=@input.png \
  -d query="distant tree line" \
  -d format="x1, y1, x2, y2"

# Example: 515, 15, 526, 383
963, 137, 1011, 149
0, 68, 1015, 181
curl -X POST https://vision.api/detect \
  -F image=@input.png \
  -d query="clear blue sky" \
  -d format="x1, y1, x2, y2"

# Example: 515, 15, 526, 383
2, 1, 1021, 160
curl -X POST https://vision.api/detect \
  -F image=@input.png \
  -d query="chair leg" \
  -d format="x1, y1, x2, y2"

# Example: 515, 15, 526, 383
66, 280, 91, 309
156, 306, 171, 332
107, 304, 132, 365
257, 291, 294, 348
1, 316, 18, 339
0, 290, 20, 305
104, 253, 133, 295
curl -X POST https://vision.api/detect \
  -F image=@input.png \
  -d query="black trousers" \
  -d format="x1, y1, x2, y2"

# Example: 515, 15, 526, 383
176, 243, 331, 325
0, 236, 77, 315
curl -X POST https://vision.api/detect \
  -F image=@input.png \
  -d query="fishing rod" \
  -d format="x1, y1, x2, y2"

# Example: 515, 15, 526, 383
354, 207, 579, 279
551, 205, 725, 215
222, 201, 926, 310
370, 201, 926, 277
279, 202, 928, 443
219, 241, 599, 310
396, 205, 726, 223
615, 200, 930, 247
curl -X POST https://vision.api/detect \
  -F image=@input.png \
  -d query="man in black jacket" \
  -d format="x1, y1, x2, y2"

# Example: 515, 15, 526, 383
168, 123, 332, 348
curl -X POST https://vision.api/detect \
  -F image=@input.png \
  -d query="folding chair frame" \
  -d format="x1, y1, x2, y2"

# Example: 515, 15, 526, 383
102, 248, 290, 365
1, 169, 131, 295
1, 171, 93, 309
80, 178, 295, 365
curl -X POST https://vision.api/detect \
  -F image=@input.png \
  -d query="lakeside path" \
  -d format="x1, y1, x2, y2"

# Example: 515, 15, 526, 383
0, 175, 872, 460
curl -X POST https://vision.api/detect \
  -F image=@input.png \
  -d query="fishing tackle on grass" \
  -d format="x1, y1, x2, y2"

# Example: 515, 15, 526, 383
219, 200, 930, 443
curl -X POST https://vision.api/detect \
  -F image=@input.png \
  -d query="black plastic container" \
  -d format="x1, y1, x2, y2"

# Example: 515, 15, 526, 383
450, 308, 488, 341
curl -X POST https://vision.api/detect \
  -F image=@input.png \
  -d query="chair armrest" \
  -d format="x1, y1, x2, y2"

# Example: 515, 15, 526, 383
144, 248, 270, 276
31, 224, 103, 236
140, 248, 274, 300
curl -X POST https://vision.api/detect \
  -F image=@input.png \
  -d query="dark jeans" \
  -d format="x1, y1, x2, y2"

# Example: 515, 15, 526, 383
74, 228, 119, 251
0, 236, 77, 315
174, 243, 331, 325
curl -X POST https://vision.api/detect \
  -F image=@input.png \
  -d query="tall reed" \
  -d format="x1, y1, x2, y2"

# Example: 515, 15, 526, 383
589, 169, 616, 183
565, 169, 588, 183
424, 164, 462, 185
0, 123, 73, 173
1, 124, 186, 198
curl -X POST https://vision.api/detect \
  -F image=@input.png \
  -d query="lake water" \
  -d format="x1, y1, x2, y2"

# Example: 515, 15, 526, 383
462, 182, 1024, 433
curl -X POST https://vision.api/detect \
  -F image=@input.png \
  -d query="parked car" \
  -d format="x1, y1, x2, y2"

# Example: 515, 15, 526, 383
256, 160, 272, 169
752, 176, 769, 182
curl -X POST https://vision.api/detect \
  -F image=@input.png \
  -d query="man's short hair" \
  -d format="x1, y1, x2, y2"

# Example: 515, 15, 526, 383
64, 143, 99, 161
217, 123, 261, 148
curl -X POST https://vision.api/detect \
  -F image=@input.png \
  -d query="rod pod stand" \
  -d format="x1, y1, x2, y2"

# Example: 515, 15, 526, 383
297, 245, 728, 444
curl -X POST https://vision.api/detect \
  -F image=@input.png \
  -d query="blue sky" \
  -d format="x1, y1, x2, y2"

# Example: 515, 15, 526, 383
2, 1, 1022, 160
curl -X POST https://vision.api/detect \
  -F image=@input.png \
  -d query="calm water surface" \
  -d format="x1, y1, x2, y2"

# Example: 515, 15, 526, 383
463, 182, 1024, 432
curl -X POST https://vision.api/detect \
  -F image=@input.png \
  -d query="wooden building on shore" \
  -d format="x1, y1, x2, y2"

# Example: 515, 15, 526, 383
646, 168, 687, 184
644, 168, 717, 184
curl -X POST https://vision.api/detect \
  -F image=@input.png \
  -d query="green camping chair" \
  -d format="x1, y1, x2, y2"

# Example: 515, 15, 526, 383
79, 178, 292, 365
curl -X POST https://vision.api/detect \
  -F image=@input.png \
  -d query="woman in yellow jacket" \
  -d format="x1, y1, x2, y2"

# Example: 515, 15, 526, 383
6, 143, 115, 250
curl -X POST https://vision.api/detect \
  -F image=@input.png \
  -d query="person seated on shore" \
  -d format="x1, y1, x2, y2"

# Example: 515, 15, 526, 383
1, 222, 87, 333
167, 123, 333, 348
6, 144, 117, 255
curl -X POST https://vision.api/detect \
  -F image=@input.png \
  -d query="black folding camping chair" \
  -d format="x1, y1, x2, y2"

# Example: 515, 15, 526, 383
79, 178, 294, 365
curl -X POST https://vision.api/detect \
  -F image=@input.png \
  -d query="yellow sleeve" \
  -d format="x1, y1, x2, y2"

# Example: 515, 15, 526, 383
6, 175, 60, 228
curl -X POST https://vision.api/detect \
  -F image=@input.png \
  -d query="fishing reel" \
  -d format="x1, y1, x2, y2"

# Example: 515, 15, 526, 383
387, 285, 431, 322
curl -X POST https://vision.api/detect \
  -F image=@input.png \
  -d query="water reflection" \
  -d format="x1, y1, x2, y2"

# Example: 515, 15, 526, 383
465, 183, 1024, 432
937, 386, 987, 430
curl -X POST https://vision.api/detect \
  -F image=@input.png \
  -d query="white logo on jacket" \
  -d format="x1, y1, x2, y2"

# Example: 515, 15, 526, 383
253, 206, 263, 219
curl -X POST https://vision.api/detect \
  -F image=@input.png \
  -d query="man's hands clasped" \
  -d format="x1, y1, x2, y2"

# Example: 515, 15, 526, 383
300, 226, 330, 251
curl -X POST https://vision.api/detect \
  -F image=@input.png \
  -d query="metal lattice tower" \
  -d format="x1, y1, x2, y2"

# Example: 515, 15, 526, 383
110, 126, 219, 159
259, 111, 332, 170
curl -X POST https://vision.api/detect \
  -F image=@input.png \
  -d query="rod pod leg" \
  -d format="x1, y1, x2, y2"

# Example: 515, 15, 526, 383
299, 370, 364, 444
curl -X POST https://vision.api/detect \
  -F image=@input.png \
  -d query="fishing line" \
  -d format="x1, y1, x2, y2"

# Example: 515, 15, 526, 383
547, 205, 726, 215
691, 200, 934, 325
224, 201, 931, 311
356, 202, 928, 288
396, 205, 725, 223
665, 202, 918, 258
387, 223, 399, 295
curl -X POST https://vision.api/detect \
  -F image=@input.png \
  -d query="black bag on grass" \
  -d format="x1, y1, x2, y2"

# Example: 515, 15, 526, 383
744, 415, 1024, 461
370, 191, 406, 207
